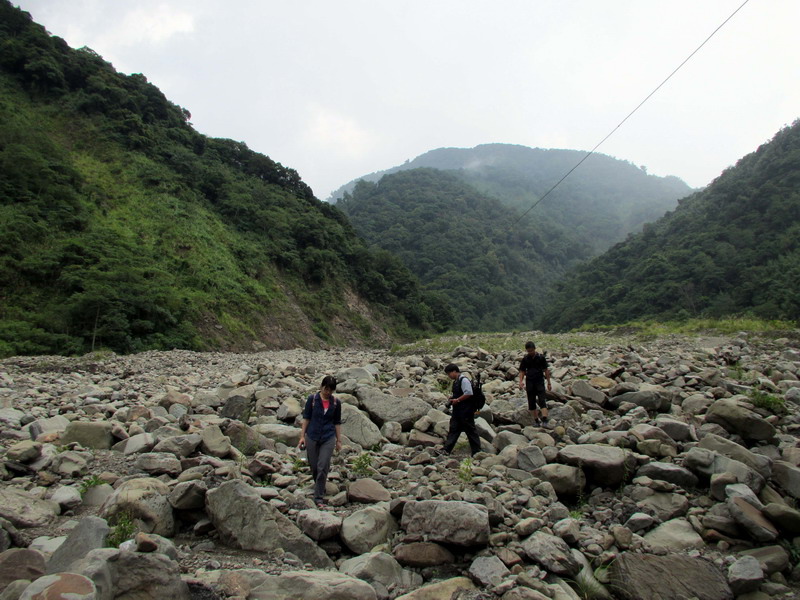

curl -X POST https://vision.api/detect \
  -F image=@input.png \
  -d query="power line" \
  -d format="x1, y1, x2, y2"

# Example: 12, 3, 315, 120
513, 0, 752, 228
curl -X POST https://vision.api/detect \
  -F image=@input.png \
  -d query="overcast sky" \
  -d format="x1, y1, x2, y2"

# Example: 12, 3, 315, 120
14, 0, 800, 200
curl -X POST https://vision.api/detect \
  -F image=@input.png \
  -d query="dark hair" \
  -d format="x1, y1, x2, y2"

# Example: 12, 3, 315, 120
525, 341, 536, 350
320, 375, 337, 391
444, 363, 460, 374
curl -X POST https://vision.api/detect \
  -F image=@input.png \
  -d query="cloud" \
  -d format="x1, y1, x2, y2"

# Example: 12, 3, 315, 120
100, 4, 195, 47
303, 105, 376, 160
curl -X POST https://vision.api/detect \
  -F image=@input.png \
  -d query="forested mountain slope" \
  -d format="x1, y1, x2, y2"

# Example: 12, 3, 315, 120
0, 1, 439, 356
338, 169, 587, 331
330, 143, 693, 254
539, 120, 800, 331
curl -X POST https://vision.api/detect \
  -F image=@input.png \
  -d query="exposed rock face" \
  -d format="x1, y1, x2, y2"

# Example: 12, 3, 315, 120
1, 333, 799, 598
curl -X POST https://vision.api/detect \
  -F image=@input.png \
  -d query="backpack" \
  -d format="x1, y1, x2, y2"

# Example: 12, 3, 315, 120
471, 372, 486, 412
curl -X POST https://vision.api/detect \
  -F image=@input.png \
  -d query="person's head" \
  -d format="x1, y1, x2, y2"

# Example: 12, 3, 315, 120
525, 341, 536, 356
320, 375, 337, 395
444, 363, 460, 380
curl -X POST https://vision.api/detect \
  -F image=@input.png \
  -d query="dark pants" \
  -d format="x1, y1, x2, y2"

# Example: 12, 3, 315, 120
443, 409, 482, 455
526, 381, 547, 410
305, 434, 335, 502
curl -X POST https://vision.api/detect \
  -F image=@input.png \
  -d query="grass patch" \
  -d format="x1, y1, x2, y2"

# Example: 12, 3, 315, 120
747, 388, 785, 413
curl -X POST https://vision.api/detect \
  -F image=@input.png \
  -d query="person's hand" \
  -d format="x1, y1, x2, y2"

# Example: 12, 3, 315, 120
298, 438, 306, 450
547, 382, 552, 391
335, 439, 342, 453
518, 381, 524, 390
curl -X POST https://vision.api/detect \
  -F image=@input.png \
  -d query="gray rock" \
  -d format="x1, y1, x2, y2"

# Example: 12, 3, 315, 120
643, 518, 704, 551
27, 415, 70, 440
100, 477, 175, 537
517, 444, 546, 472
570, 380, 606, 405
134, 452, 182, 476
738, 545, 790, 575
705, 397, 776, 441
199, 424, 231, 457
103, 549, 189, 600
341, 506, 398, 555
393, 542, 454, 567
60, 421, 114, 449
297, 509, 342, 541
339, 552, 408, 591
113, 432, 156, 455
727, 555, 763, 595
168, 480, 207, 510
5, 441, 41, 463
636, 492, 689, 521
151, 433, 200, 457
558, 444, 635, 487
46, 516, 109, 575
249, 571, 377, 600
401, 500, 489, 547
532, 464, 585, 499
771, 460, 800, 499
50, 486, 82, 511
762, 502, 800, 536
251, 423, 301, 446
348, 478, 391, 503
0, 488, 59, 528
469, 555, 510, 587
684, 447, 765, 493
636, 462, 698, 489
698, 433, 772, 478
51, 450, 90, 477
224, 421, 265, 456
520, 531, 581, 576
341, 404, 383, 449
205, 480, 332, 568
356, 387, 430, 429
608, 553, 732, 600
727, 497, 778, 542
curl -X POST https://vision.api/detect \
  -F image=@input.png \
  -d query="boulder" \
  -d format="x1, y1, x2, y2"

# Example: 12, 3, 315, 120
348, 478, 391, 503
698, 433, 772, 478
0, 549, 46, 593
771, 460, 800, 499
205, 480, 332, 568
60, 421, 114, 449
296, 509, 342, 541
401, 500, 489, 547
705, 397, 776, 441
532, 464, 585, 499
249, 571, 377, 600
520, 531, 581, 576
643, 518, 704, 551
636, 462, 698, 489
356, 387, 430, 429
558, 444, 635, 488
393, 542, 454, 567
684, 447, 765, 493
99, 477, 175, 537
46, 516, 109, 574
394, 577, 476, 600
19, 573, 96, 600
341, 506, 398, 555
251, 423, 301, 446
0, 488, 59, 528
608, 553, 732, 600
341, 404, 383, 449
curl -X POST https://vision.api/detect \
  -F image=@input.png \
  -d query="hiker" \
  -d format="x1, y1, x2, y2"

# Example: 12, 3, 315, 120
298, 375, 342, 507
439, 363, 482, 456
518, 341, 552, 426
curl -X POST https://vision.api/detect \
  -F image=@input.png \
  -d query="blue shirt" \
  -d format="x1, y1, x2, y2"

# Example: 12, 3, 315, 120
302, 392, 342, 442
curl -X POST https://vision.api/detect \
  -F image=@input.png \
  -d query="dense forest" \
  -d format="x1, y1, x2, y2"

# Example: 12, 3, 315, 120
340, 168, 596, 331
330, 143, 692, 255
539, 120, 800, 330
0, 1, 440, 356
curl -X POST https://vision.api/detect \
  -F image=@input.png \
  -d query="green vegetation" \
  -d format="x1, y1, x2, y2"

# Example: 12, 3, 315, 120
457, 457, 474, 483
350, 452, 373, 477
747, 389, 785, 413
0, 1, 442, 357
339, 159, 689, 332
107, 510, 137, 548
78, 474, 105, 495
540, 121, 800, 331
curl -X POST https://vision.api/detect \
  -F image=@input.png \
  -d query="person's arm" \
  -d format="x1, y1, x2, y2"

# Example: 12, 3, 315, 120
519, 358, 526, 389
335, 424, 342, 451
545, 368, 552, 390
334, 400, 342, 450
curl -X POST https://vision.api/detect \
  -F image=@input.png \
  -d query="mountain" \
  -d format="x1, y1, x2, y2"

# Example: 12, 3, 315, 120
330, 143, 693, 254
539, 120, 800, 331
0, 1, 441, 357
335, 146, 692, 331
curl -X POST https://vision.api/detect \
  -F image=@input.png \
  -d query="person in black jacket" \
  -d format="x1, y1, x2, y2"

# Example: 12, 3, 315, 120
439, 364, 482, 456
518, 341, 552, 427
298, 375, 342, 507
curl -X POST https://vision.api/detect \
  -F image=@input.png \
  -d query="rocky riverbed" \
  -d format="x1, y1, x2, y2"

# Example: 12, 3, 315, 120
1, 331, 800, 600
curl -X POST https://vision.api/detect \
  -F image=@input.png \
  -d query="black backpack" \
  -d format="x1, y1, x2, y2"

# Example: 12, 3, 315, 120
471, 372, 486, 412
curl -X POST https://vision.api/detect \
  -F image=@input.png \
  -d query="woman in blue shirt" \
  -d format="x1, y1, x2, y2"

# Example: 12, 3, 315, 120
298, 375, 342, 507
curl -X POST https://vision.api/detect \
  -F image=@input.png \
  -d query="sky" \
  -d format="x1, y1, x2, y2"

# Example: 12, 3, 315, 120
13, 0, 800, 200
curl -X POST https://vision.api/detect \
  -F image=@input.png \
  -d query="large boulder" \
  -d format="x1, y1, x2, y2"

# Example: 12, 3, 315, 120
99, 477, 176, 537
18, 573, 96, 600
643, 518, 705, 551
340, 404, 383, 449
0, 488, 59, 528
206, 480, 332, 568
249, 571, 377, 600
558, 444, 635, 488
532, 464, 585, 499
704, 397, 776, 441
251, 423, 301, 447
356, 387, 430, 429
683, 447, 765, 493
697, 433, 772, 478
60, 421, 114, 449
0, 549, 46, 593
341, 506, 398, 555
400, 501, 489, 547
771, 461, 800, 499
46, 516, 109, 574
608, 553, 732, 600
520, 531, 581, 576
